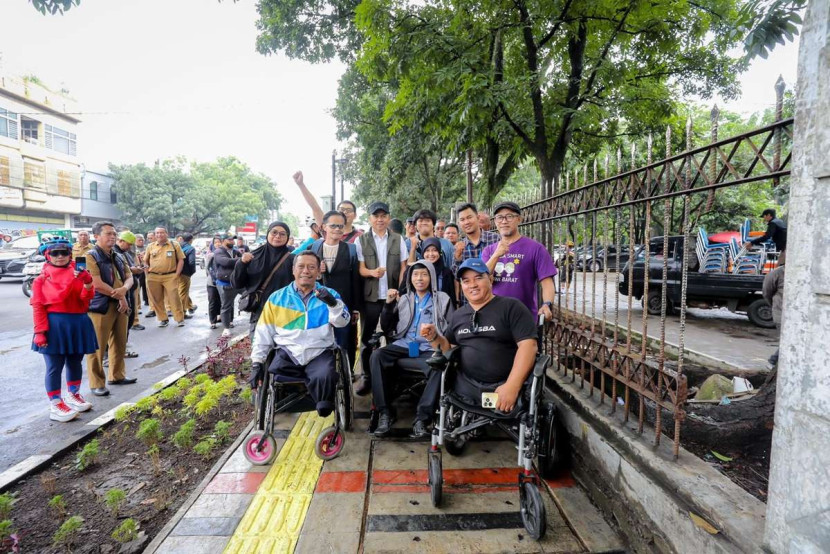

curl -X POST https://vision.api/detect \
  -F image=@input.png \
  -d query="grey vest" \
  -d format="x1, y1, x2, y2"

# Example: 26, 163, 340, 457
359, 230, 403, 302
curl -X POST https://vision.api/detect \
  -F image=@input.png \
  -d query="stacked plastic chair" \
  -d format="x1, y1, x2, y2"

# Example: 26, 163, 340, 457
729, 237, 763, 274
696, 227, 731, 273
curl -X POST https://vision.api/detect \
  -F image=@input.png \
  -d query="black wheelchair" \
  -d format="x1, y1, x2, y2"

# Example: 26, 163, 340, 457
425, 348, 565, 541
365, 331, 433, 434
243, 345, 354, 465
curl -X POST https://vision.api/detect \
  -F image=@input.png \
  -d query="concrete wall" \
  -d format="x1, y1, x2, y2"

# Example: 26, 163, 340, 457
764, 1, 830, 552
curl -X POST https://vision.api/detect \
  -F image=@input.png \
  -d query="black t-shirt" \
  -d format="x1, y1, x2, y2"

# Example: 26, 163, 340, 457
446, 295, 537, 383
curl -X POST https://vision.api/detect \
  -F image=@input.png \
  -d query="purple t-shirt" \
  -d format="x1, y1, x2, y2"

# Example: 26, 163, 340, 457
482, 236, 557, 313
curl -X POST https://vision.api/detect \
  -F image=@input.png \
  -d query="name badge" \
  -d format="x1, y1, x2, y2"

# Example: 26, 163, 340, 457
166, 251, 173, 258
482, 392, 498, 409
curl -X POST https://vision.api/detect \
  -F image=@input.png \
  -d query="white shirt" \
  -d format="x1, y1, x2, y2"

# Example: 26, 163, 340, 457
355, 229, 408, 298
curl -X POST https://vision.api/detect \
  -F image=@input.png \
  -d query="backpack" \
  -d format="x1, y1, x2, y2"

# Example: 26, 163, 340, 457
181, 243, 197, 277
310, 239, 357, 268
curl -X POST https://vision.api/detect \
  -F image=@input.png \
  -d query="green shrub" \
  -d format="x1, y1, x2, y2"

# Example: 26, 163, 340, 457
111, 518, 138, 543
158, 386, 182, 402
48, 494, 66, 519
183, 386, 205, 410
136, 419, 162, 446
53, 515, 83, 549
113, 404, 135, 422
134, 395, 158, 414
194, 394, 220, 418
147, 444, 161, 473
239, 387, 253, 404
0, 492, 15, 519
0, 519, 14, 543
214, 420, 232, 443
175, 377, 193, 391
173, 419, 197, 448
75, 439, 100, 471
193, 438, 217, 458
104, 489, 126, 515
194, 374, 211, 385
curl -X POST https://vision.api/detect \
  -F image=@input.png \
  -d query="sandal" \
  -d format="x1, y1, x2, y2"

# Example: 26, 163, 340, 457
125, 351, 139, 358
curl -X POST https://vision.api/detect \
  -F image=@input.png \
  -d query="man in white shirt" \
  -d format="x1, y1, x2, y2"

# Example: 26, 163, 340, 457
354, 201, 409, 395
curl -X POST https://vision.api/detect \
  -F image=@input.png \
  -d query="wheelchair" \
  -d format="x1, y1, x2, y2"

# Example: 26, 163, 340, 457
425, 348, 566, 541
243, 345, 354, 465
365, 331, 433, 434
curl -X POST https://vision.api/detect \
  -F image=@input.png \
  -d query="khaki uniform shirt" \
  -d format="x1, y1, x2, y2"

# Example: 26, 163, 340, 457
72, 242, 93, 259
86, 248, 125, 289
145, 241, 184, 274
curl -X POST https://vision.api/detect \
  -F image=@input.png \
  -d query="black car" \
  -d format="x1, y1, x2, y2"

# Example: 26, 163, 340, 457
618, 236, 773, 328
575, 245, 635, 272
0, 235, 40, 280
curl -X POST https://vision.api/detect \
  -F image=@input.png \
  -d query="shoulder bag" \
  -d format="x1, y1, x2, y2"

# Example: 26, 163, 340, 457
238, 252, 291, 313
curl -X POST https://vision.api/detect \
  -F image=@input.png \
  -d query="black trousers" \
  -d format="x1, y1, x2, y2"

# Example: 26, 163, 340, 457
206, 284, 221, 324
369, 345, 441, 422
453, 371, 506, 406
137, 273, 149, 305
268, 348, 337, 416
360, 300, 385, 375
217, 284, 237, 330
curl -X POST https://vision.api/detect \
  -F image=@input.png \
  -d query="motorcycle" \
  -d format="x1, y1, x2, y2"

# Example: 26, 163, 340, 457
22, 255, 46, 297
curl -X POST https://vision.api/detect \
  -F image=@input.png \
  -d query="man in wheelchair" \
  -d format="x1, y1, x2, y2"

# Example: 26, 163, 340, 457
370, 260, 455, 438
421, 258, 538, 413
248, 251, 351, 418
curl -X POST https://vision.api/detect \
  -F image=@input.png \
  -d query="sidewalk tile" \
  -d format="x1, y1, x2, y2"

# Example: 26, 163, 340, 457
155, 535, 230, 554
220, 443, 281, 474
203, 472, 266, 494
295, 531, 360, 554
185, 493, 253, 519
316, 471, 367, 493
170, 516, 240, 537
299, 492, 364, 535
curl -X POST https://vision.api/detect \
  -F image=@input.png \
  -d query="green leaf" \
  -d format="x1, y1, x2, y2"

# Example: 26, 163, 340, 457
711, 451, 733, 462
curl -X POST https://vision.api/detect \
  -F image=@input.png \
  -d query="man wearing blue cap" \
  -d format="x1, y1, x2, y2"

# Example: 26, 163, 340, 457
420, 258, 538, 413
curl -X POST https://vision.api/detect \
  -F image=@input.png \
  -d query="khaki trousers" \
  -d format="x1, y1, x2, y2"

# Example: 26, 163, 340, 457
147, 273, 184, 323
178, 275, 193, 312
87, 301, 128, 388
132, 289, 140, 326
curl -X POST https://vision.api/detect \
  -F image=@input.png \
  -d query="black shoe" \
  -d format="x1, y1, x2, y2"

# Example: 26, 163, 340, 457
355, 375, 372, 396
131, 324, 145, 331
145, 311, 156, 318
91, 387, 110, 396
409, 420, 430, 439
183, 314, 193, 319
167, 311, 173, 317
158, 320, 169, 328
108, 378, 138, 385
189, 305, 198, 313
373, 412, 395, 437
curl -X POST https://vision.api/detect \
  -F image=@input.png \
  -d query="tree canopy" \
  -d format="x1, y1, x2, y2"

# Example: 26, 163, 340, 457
109, 156, 282, 236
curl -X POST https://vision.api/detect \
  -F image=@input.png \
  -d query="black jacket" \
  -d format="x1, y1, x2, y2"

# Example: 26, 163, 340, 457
213, 247, 239, 283
309, 240, 362, 313
751, 218, 787, 251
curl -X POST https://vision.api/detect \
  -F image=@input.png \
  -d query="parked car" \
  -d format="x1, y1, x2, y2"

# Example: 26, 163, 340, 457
619, 236, 774, 328
574, 245, 637, 272
0, 235, 41, 281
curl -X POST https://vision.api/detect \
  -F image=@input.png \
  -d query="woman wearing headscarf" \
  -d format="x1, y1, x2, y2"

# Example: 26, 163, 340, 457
400, 237, 458, 306
231, 221, 295, 331
30, 239, 99, 422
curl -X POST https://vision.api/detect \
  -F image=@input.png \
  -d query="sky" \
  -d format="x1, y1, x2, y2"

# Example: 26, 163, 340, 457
0, 0, 801, 223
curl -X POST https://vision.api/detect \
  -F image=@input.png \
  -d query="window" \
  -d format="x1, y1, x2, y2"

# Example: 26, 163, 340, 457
0, 156, 9, 186
89, 181, 98, 201
45, 124, 77, 156
0, 108, 18, 139
110, 189, 117, 204
21, 117, 39, 144
23, 160, 46, 191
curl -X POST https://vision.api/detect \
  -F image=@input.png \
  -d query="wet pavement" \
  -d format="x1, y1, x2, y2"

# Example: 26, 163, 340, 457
0, 273, 246, 473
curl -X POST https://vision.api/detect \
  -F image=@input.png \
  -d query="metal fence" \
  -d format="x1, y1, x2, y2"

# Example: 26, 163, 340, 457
518, 79, 792, 457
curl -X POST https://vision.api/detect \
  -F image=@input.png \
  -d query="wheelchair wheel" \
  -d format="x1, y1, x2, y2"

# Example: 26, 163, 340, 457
243, 431, 277, 465
315, 426, 346, 461
255, 372, 271, 431
538, 401, 566, 479
336, 348, 354, 431
519, 481, 547, 541
428, 450, 443, 507
444, 435, 466, 456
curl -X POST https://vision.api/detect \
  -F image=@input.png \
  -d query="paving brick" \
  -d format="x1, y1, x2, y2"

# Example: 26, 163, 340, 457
155, 535, 230, 554
185, 493, 254, 519
170, 516, 240, 536
203, 472, 266, 494
299, 492, 364, 535
295, 531, 360, 554
220, 442, 281, 474
316, 471, 368, 493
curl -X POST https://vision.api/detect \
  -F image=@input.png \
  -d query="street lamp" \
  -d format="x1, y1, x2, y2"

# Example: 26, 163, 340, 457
331, 151, 349, 207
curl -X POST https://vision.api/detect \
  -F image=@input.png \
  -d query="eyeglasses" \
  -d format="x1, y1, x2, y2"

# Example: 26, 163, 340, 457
494, 213, 519, 222
327, 224, 345, 230
50, 250, 71, 257
338, 207, 355, 214
269, 231, 288, 238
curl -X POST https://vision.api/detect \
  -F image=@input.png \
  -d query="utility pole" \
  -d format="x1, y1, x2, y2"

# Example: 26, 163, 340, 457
466, 149, 473, 203
331, 150, 337, 207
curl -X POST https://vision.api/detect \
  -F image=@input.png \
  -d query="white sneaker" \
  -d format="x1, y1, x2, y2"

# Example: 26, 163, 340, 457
177, 321, 185, 327
221, 329, 231, 337
50, 400, 78, 422
65, 391, 93, 412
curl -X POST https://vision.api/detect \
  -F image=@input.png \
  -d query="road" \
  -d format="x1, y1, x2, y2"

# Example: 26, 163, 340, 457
0, 272, 248, 473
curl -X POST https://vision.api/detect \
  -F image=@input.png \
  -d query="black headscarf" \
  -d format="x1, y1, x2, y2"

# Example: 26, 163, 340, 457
246, 221, 291, 280
422, 237, 446, 274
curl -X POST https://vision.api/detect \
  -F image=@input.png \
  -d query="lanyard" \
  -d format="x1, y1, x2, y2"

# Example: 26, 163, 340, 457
412, 292, 431, 332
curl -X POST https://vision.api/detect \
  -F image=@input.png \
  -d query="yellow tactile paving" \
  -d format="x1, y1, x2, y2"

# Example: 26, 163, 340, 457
224, 412, 333, 554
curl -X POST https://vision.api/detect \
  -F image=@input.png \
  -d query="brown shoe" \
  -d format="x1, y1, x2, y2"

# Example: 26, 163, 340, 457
355, 374, 372, 396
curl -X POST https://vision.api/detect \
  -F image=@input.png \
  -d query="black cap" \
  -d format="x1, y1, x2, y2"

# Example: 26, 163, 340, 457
492, 201, 521, 215
368, 202, 390, 215
405, 217, 415, 224
221, 233, 237, 240
760, 208, 776, 218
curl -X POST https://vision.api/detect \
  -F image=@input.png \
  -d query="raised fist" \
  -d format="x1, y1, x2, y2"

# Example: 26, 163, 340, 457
314, 287, 338, 307
292, 171, 304, 187
241, 252, 254, 263
76, 269, 93, 285
34, 333, 48, 348
386, 289, 399, 303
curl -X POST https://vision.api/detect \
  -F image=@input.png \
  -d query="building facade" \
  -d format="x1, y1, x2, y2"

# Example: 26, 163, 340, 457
0, 74, 82, 236
76, 169, 122, 229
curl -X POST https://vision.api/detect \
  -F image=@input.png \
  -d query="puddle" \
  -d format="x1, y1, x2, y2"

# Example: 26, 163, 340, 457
139, 355, 170, 369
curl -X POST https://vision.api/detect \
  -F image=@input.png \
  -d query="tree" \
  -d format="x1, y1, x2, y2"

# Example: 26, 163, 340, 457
110, 156, 282, 235
29, 0, 79, 14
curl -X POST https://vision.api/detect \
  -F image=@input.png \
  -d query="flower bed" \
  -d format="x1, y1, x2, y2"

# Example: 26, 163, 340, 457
0, 338, 253, 553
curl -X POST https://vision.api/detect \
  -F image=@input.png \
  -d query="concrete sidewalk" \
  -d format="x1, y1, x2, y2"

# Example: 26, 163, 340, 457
151, 395, 626, 554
